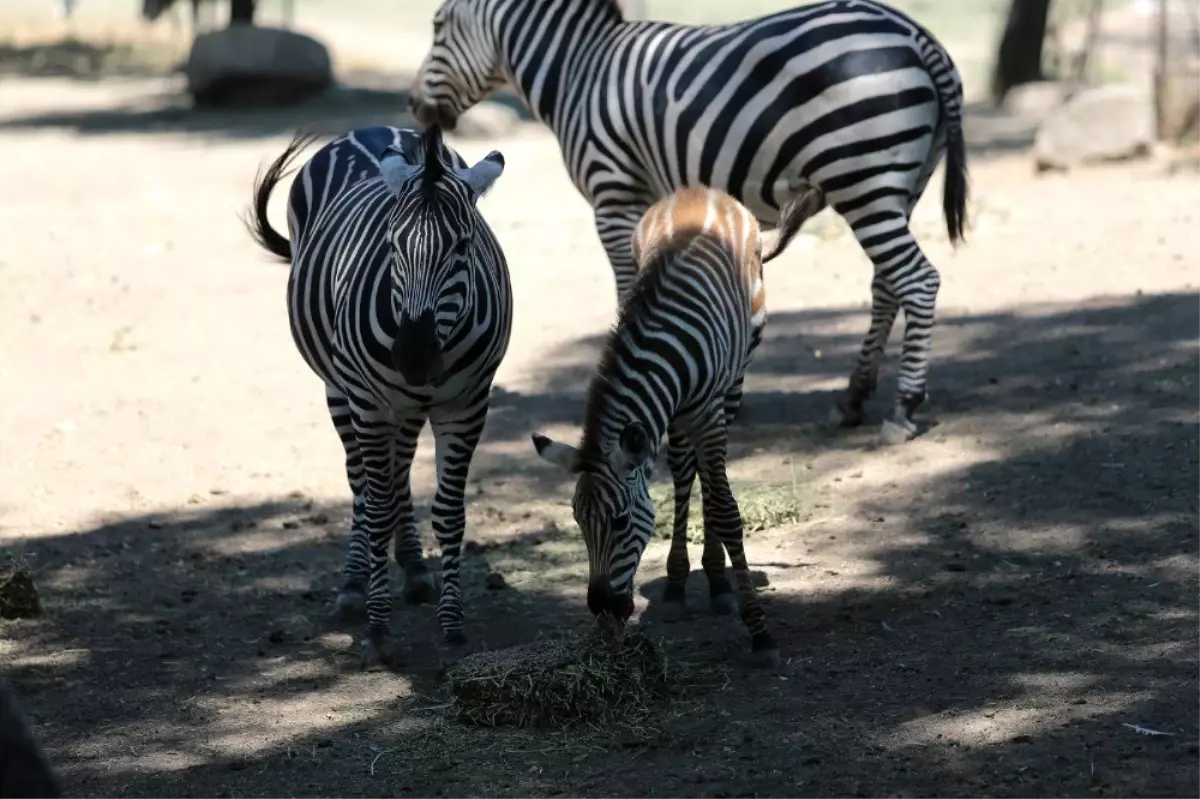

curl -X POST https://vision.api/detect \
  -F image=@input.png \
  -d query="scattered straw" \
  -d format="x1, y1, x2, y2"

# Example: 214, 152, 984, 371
0, 556, 41, 620
445, 623, 671, 729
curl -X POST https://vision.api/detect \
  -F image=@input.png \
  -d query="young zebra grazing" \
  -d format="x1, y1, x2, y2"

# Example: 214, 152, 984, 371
408, 0, 969, 445
531, 186, 821, 667
245, 125, 512, 666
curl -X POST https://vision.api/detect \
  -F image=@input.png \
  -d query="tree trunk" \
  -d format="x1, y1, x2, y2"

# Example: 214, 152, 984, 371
990, 0, 1053, 105
229, 0, 256, 25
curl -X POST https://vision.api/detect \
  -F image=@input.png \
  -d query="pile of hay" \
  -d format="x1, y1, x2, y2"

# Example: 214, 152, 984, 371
445, 623, 671, 728
0, 558, 40, 620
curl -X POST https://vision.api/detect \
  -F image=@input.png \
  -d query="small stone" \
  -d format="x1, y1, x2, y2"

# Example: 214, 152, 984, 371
484, 571, 508, 591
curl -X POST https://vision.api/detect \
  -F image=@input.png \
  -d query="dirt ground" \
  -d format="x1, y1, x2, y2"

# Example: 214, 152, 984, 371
1, 29, 1199, 798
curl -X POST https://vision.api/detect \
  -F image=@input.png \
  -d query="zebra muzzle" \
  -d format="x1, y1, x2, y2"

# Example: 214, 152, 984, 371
392, 310, 446, 387
587, 579, 633, 622
408, 96, 458, 132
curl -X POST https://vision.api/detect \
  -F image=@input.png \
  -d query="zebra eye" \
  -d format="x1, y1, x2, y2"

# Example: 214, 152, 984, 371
611, 511, 631, 531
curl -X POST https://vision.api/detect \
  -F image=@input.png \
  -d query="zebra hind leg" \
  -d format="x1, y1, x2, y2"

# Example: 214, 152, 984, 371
661, 426, 696, 622
695, 408, 779, 667
841, 209, 939, 444
832, 273, 899, 429
389, 417, 438, 606
429, 399, 489, 651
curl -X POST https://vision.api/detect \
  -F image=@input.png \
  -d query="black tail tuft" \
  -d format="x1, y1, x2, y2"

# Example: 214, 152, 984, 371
763, 187, 827, 264
942, 114, 969, 247
243, 131, 319, 264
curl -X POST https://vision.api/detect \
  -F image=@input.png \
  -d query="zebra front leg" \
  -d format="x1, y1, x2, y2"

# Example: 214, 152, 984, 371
352, 407, 405, 668
325, 386, 371, 622
834, 274, 898, 429
594, 203, 651, 303
429, 400, 488, 648
389, 417, 437, 606
694, 408, 779, 667
661, 426, 696, 622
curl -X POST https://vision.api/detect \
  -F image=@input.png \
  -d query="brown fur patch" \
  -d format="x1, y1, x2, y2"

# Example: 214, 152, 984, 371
630, 186, 764, 312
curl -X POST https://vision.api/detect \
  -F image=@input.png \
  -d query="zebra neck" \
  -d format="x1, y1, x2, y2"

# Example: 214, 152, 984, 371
579, 325, 673, 465
494, 0, 625, 132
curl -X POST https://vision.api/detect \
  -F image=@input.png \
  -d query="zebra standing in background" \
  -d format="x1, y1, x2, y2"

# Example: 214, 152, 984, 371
245, 125, 512, 666
532, 186, 821, 667
408, 0, 969, 445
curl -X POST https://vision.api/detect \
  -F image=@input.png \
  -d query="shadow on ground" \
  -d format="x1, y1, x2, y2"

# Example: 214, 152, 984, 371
3, 290, 1197, 797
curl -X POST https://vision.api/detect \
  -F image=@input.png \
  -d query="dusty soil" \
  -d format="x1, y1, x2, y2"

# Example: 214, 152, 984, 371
1, 53, 1198, 798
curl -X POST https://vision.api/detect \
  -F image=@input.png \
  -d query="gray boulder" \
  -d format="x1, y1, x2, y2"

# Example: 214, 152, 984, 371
185, 25, 333, 108
1033, 83, 1154, 172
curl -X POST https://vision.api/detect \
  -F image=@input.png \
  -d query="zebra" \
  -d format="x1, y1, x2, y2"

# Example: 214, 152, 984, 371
407, 0, 969, 445
0, 679, 61, 798
244, 124, 512, 666
531, 185, 821, 667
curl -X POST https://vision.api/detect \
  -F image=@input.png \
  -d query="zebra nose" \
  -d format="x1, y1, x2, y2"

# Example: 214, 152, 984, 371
392, 310, 445, 387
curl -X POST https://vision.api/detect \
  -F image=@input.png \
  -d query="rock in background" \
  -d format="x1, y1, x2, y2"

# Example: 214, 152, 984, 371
184, 25, 333, 109
1033, 83, 1155, 171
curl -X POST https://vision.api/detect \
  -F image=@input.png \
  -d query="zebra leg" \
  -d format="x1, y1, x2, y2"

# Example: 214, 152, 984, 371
661, 425, 695, 622
694, 408, 779, 667
833, 274, 899, 429
841, 209, 939, 444
390, 418, 437, 606
594, 202, 651, 302
351, 404, 405, 668
326, 386, 370, 621
428, 397, 488, 648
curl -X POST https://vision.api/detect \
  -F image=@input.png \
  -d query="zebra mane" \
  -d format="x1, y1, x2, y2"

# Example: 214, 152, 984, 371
420, 123, 447, 204
578, 251, 668, 465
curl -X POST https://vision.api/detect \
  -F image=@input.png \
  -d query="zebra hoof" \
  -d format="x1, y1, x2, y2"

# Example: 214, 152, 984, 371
360, 632, 400, 670
879, 418, 917, 446
710, 593, 738, 616
830, 401, 865, 429
332, 589, 367, 622
659, 598, 687, 623
403, 570, 437, 605
750, 631, 781, 669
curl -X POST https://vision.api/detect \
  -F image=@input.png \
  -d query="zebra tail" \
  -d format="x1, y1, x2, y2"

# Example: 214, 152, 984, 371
937, 73, 969, 247
243, 131, 318, 264
762, 187, 826, 265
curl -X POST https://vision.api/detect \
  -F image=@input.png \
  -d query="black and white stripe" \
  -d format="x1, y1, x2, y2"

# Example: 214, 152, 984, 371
531, 186, 817, 666
245, 125, 512, 666
410, 0, 969, 443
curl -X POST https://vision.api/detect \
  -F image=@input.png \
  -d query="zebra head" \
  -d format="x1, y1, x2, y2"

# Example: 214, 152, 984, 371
531, 421, 656, 622
409, 0, 507, 131
378, 125, 504, 387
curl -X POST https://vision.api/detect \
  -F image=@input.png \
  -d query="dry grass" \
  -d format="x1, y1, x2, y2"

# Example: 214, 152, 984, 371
445, 622, 672, 729
650, 481, 808, 543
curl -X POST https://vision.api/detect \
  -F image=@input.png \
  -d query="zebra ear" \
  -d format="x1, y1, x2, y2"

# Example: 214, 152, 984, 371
614, 421, 653, 471
460, 151, 505, 200
532, 432, 582, 474
379, 152, 420, 196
